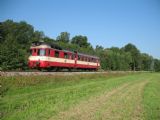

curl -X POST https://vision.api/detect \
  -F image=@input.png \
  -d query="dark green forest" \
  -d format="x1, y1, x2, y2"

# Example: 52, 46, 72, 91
0, 20, 160, 71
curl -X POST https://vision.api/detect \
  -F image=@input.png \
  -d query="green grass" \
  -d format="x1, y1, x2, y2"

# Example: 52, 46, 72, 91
1, 72, 160, 120
143, 73, 160, 120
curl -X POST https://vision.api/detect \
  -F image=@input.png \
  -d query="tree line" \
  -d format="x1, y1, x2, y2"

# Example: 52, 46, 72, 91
0, 20, 160, 71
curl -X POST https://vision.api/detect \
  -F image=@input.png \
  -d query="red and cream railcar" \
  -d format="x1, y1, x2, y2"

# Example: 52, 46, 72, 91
28, 42, 100, 71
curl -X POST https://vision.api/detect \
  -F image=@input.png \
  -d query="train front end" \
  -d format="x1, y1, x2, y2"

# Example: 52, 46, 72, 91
28, 42, 50, 69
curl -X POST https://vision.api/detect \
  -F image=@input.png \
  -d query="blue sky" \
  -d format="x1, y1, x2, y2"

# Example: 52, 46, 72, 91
0, 0, 160, 58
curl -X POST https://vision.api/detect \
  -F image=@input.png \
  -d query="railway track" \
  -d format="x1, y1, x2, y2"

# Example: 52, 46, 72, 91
0, 71, 107, 76
0, 71, 142, 76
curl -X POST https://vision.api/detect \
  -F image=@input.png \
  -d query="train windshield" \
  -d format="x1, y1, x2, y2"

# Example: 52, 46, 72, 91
38, 49, 46, 56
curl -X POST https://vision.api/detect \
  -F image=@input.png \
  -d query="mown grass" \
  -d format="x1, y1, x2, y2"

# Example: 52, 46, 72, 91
0, 72, 160, 120
143, 73, 160, 120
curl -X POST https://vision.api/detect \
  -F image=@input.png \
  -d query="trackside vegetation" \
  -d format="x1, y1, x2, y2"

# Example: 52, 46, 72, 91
1, 73, 160, 120
0, 20, 160, 71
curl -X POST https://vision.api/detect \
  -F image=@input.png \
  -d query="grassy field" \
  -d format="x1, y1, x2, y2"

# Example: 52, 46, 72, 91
1, 72, 160, 120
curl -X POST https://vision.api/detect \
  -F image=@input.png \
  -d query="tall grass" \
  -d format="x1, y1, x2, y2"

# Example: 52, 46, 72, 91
1, 73, 127, 96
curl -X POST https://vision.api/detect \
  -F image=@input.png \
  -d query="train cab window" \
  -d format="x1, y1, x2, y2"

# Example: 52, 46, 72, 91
31, 49, 37, 56
38, 49, 46, 56
64, 53, 68, 59
34, 49, 36, 53
55, 51, 59, 58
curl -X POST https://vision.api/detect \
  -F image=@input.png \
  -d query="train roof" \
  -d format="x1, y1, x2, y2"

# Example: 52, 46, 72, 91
63, 50, 99, 59
31, 41, 99, 59
31, 41, 62, 50
78, 53, 99, 59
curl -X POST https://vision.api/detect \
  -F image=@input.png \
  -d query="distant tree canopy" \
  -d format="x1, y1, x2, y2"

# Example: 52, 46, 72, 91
122, 43, 141, 70
71, 35, 91, 48
0, 19, 160, 71
56, 32, 70, 43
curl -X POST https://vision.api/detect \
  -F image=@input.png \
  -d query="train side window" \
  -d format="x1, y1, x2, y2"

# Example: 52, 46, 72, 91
86, 57, 88, 62
88, 58, 91, 62
64, 53, 68, 59
71, 54, 75, 60
83, 57, 85, 61
81, 57, 83, 61
80, 56, 83, 61
95, 59, 97, 63
85, 57, 88, 62
93, 59, 95, 63
87, 58, 89, 62
81, 56, 83, 61
69, 54, 72, 59
55, 51, 59, 58
90, 58, 92, 62
90, 58, 93, 62
78, 55, 81, 60
92, 58, 94, 62
93, 58, 95, 63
